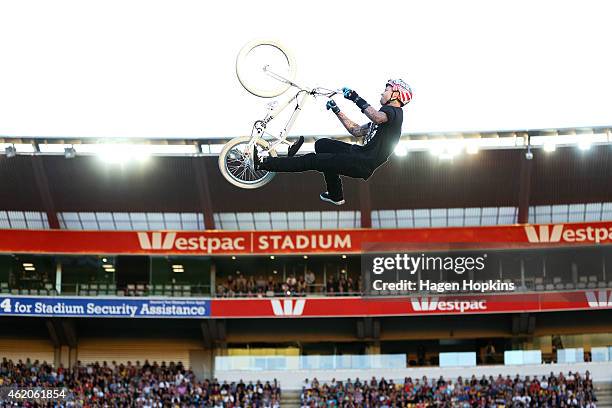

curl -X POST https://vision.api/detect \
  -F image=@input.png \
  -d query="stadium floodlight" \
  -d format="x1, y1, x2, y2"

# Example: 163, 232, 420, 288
76, 143, 152, 164
428, 139, 463, 160
303, 255, 308, 259
64, 147, 76, 159
429, 141, 445, 157
231, 256, 236, 260
578, 141, 592, 151
270, 255, 275, 259
578, 136, 593, 151
543, 143, 556, 152
22, 263, 33, 267
105, 268, 116, 273
24, 267, 36, 271
5, 145, 16, 158
38, 144, 70, 153
466, 143, 479, 155
102, 264, 113, 269
394, 142, 408, 156
341, 254, 347, 259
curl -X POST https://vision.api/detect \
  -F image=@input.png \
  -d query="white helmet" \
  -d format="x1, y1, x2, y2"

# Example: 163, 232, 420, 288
386, 79, 413, 106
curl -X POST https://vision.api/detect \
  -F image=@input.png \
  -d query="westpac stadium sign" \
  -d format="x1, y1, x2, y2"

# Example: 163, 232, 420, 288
1, 221, 612, 255
136, 232, 352, 253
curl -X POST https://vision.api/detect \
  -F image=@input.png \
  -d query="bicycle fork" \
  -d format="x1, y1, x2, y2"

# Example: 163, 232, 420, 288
247, 91, 312, 155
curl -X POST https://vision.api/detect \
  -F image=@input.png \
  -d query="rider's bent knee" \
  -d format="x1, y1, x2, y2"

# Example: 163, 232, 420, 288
314, 138, 330, 153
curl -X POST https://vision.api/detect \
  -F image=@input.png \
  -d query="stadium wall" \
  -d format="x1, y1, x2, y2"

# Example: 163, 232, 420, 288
215, 362, 612, 390
0, 338, 54, 365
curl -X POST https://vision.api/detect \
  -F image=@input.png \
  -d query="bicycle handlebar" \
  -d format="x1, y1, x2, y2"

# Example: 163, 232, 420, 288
263, 66, 341, 98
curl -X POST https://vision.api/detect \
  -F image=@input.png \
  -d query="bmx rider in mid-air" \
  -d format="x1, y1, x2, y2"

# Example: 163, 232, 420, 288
254, 79, 412, 205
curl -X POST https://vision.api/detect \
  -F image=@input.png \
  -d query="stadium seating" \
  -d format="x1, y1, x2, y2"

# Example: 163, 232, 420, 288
301, 373, 598, 407
0, 359, 281, 407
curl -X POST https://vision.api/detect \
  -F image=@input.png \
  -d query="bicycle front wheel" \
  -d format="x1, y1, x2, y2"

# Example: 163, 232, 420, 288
235, 39, 296, 98
218, 136, 277, 189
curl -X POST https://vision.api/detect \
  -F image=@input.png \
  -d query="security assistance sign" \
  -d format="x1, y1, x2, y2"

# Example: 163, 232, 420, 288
0, 297, 209, 318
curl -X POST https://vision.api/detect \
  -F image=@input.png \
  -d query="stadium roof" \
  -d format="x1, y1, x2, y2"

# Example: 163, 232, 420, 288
1, 126, 612, 229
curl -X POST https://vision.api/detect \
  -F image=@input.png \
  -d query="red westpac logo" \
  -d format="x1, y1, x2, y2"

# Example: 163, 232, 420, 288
136, 232, 247, 253
137, 232, 176, 250
411, 297, 487, 313
271, 299, 306, 316
524, 224, 612, 244
585, 290, 612, 308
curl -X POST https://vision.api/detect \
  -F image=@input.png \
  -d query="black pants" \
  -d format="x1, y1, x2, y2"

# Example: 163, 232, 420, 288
260, 138, 374, 199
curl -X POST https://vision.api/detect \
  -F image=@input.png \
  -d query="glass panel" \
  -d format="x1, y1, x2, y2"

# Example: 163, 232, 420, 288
270, 212, 287, 221
321, 212, 338, 221
271, 220, 288, 230
414, 218, 430, 228
255, 221, 272, 230
481, 216, 498, 226
146, 213, 164, 221
253, 212, 270, 221
304, 220, 321, 229
182, 222, 199, 230
288, 220, 304, 230
98, 221, 116, 230
113, 213, 131, 221
338, 211, 357, 220
464, 216, 480, 226
378, 210, 396, 219
128, 213, 146, 222
380, 219, 397, 228
165, 213, 183, 221
79, 212, 96, 221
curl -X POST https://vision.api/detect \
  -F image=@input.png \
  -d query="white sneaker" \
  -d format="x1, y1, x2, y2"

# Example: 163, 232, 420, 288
319, 192, 345, 205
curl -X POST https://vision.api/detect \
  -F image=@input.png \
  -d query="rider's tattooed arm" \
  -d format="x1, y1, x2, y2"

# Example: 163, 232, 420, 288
353, 123, 370, 138
362, 106, 389, 125
337, 112, 370, 137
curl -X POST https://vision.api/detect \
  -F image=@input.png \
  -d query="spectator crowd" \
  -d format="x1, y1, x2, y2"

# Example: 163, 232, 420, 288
301, 372, 597, 407
0, 358, 281, 407
216, 272, 361, 298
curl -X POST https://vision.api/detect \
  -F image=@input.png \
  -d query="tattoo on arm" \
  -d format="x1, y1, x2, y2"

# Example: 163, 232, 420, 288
363, 106, 388, 124
337, 112, 369, 137
353, 124, 370, 138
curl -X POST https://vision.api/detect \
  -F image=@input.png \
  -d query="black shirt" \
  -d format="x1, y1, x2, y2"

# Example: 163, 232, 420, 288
354, 104, 403, 165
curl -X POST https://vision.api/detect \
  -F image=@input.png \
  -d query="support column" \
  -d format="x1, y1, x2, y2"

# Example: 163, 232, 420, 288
210, 262, 216, 296
366, 342, 381, 355
359, 182, 372, 228
517, 154, 533, 224
55, 262, 62, 294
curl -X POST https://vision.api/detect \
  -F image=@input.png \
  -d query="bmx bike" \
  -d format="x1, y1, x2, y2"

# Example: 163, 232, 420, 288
218, 39, 341, 189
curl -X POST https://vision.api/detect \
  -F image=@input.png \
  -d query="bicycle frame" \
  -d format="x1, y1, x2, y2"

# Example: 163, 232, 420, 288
247, 91, 312, 153
246, 70, 338, 154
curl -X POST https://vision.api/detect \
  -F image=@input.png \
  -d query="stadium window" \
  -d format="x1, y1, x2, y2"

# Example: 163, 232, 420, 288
371, 206, 519, 229
213, 211, 361, 230
56, 212, 205, 230
0, 211, 50, 230
585, 203, 603, 221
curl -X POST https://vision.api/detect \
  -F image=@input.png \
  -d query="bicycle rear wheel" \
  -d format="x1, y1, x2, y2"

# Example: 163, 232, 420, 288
236, 40, 296, 98
218, 136, 277, 189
